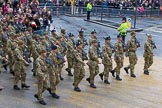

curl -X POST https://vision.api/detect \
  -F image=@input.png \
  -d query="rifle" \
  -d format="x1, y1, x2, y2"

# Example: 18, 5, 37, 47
135, 37, 141, 48
97, 42, 102, 58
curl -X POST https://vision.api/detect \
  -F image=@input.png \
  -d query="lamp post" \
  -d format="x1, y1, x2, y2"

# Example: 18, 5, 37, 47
134, 0, 138, 29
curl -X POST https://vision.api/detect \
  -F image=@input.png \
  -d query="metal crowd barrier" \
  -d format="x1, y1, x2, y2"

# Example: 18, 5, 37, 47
38, 4, 160, 17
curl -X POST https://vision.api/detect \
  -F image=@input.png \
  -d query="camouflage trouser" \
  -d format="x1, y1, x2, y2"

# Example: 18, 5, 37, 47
58, 64, 64, 77
33, 57, 37, 75
13, 63, 26, 85
114, 55, 124, 76
48, 66, 59, 94
8, 50, 14, 71
126, 52, 137, 74
88, 60, 99, 84
73, 64, 85, 87
37, 76, 48, 101
144, 55, 153, 71
67, 57, 73, 71
103, 64, 112, 81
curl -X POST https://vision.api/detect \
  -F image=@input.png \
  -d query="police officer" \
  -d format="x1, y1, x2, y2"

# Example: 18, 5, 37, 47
99, 36, 112, 84
117, 17, 128, 45
73, 40, 85, 92
86, 39, 100, 88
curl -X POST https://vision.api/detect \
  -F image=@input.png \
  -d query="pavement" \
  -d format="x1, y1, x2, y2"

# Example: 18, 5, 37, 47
1, 15, 162, 108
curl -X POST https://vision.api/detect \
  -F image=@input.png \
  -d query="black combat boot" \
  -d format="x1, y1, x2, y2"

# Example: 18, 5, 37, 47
104, 80, 110, 84
99, 73, 103, 81
131, 74, 136, 78
111, 70, 115, 77
51, 93, 60, 99
90, 83, 97, 88
116, 75, 122, 81
13, 85, 20, 90
39, 100, 47, 105
65, 68, 73, 77
124, 67, 129, 74
74, 87, 81, 92
10, 69, 15, 76
86, 78, 90, 84
47, 88, 51, 94
34, 94, 39, 100
60, 76, 64, 80
144, 70, 149, 75
21, 84, 30, 89
3, 64, 8, 71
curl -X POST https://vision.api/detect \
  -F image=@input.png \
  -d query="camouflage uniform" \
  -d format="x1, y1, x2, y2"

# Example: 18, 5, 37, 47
31, 35, 39, 76
113, 35, 124, 80
13, 40, 29, 89
124, 32, 138, 77
143, 35, 154, 75
47, 46, 60, 98
35, 50, 48, 103
57, 36, 65, 80
73, 41, 85, 92
66, 34, 75, 76
87, 39, 99, 88
101, 38, 112, 83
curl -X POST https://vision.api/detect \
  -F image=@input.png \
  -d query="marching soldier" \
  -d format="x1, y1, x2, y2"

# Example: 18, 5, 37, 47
56, 36, 66, 80
89, 30, 97, 46
99, 36, 112, 84
73, 40, 85, 92
112, 35, 124, 81
65, 33, 75, 76
124, 31, 139, 78
86, 39, 99, 88
34, 48, 49, 105
31, 34, 40, 76
47, 45, 60, 99
13, 40, 30, 90
143, 35, 155, 75
50, 29, 58, 44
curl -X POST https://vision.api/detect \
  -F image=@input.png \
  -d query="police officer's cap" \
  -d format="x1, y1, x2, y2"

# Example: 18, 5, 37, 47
51, 45, 57, 50
122, 17, 126, 21
76, 40, 83, 47
104, 36, 111, 40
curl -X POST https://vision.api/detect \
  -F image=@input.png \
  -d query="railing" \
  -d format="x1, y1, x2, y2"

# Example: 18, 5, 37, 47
38, 4, 160, 17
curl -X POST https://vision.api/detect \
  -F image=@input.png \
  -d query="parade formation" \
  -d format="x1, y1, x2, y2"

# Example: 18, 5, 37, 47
0, 0, 159, 106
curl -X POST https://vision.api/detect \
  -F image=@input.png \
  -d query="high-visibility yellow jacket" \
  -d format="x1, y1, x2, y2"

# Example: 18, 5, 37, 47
117, 22, 128, 34
86, 3, 92, 11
